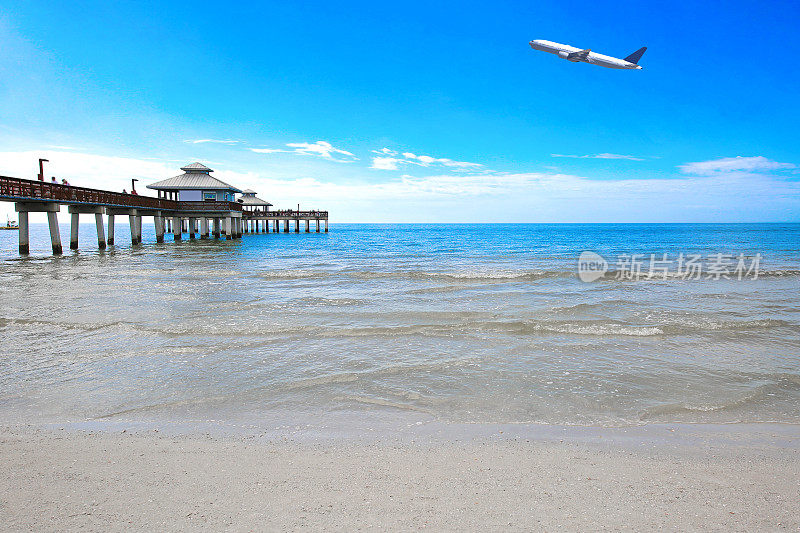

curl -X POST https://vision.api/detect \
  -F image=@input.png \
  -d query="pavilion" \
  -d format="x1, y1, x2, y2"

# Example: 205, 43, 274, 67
238, 189, 272, 215
146, 163, 241, 202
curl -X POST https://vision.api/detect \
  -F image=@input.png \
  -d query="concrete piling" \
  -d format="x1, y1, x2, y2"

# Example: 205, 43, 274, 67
70, 213, 80, 250
47, 211, 62, 255
107, 214, 115, 245
17, 211, 29, 255
129, 215, 138, 245
95, 213, 106, 250
154, 214, 165, 243
172, 216, 181, 240
225, 217, 232, 240
213, 218, 221, 238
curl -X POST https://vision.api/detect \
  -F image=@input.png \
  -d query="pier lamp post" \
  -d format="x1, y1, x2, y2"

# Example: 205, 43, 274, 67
38, 158, 49, 181
131, 178, 138, 194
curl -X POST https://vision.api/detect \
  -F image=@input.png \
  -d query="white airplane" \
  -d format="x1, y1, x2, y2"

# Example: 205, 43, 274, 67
529, 39, 646, 70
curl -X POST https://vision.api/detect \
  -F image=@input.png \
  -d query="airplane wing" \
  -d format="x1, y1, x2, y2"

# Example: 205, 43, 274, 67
566, 49, 591, 62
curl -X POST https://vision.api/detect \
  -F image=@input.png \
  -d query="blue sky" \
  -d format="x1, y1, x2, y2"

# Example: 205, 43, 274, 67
1, 0, 798, 222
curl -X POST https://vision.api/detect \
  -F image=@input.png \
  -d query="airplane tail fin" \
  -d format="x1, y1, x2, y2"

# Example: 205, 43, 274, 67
623, 47, 647, 64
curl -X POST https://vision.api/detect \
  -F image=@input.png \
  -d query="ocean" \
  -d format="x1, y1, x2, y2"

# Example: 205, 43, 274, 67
0, 223, 798, 431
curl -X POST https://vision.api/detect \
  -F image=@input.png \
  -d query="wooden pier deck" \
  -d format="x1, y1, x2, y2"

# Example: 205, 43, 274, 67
0, 175, 328, 255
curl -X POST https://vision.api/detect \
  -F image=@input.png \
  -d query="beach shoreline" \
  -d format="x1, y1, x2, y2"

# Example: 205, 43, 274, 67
2, 423, 798, 531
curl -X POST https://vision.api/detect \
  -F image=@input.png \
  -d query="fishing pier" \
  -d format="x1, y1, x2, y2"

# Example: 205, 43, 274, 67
0, 163, 328, 255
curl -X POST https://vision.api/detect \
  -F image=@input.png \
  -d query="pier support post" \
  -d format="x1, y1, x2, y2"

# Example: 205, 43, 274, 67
107, 214, 115, 245
305, 219, 310, 233
15, 203, 62, 255
129, 215, 138, 245
95, 213, 106, 250
189, 217, 196, 239
325, 219, 328, 233
316, 219, 320, 233
172, 216, 181, 240
213, 218, 221, 238
67, 206, 107, 250
201, 218, 209, 239
224, 217, 233, 240
47, 211, 62, 255
18, 212, 29, 255
154, 213, 165, 243
136, 216, 142, 244
284, 219, 289, 233
295, 219, 300, 233
70, 212, 80, 250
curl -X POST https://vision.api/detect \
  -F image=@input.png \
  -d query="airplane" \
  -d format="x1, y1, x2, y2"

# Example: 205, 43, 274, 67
529, 40, 646, 70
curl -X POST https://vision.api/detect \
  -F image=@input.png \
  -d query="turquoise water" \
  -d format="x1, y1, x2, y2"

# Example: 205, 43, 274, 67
0, 223, 798, 428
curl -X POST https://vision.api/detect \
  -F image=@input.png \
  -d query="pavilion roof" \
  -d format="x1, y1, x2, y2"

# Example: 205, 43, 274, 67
239, 194, 272, 206
146, 162, 242, 192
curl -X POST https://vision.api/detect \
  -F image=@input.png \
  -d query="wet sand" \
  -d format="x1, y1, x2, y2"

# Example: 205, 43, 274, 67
1, 424, 798, 531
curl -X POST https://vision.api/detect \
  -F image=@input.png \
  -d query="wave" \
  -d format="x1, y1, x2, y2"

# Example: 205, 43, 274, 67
256, 270, 331, 280
1, 313, 794, 341
290, 296, 366, 307
348, 269, 574, 282
252, 267, 800, 284
639, 374, 800, 421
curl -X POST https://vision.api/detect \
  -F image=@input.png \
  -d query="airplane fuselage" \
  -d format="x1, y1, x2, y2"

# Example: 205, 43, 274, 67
529, 40, 643, 70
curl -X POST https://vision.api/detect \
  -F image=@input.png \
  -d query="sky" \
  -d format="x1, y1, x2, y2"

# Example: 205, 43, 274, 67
1, 0, 798, 222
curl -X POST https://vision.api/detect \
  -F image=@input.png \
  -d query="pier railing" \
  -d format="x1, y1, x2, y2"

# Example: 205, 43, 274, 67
178, 201, 243, 212
0, 175, 176, 210
243, 209, 328, 218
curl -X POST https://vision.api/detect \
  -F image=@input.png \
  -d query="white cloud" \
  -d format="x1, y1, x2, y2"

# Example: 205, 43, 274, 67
370, 148, 484, 172
0, 150, 798, 224
551, 153, 645, 161
679, 156, 796, 175
46, 145, 80, 150
251, 141, 358, 163
250, 148, 290, 154
184, 139, 240, 145
370, 157, 401, 170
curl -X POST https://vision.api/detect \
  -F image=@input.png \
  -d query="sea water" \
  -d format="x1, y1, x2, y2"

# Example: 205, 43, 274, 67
0, 223, 798, 429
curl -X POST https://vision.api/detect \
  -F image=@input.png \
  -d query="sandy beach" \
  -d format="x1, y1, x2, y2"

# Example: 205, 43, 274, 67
2, 424, 798, 531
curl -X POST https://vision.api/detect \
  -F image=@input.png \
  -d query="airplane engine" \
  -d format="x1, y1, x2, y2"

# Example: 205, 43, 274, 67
557, 51, 569, 59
